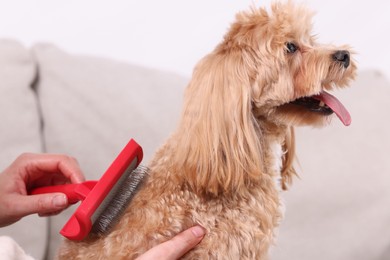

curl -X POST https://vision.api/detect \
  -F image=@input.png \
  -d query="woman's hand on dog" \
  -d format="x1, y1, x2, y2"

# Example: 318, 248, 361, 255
136, 225, 206, 260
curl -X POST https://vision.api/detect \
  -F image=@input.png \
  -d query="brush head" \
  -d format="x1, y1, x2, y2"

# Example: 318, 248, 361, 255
59, 139, 145, 241
91, 165, 149, 235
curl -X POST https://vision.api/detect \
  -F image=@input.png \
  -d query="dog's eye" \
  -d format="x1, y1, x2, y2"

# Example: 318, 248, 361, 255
286, 42, 298, 54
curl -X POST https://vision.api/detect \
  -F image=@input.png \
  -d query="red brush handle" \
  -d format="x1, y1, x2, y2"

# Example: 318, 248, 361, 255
30, 181, 97, 204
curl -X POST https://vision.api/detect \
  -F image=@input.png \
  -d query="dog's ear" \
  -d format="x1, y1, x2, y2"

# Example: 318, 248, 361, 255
174, 48, 264, 196
281, 126, 297, 190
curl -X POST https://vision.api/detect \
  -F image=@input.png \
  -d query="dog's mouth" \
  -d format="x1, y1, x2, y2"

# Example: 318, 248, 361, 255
289, 91, 351, 126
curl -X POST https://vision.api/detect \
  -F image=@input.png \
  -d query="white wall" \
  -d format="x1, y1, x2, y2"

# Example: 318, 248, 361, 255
0, 0, 389, 78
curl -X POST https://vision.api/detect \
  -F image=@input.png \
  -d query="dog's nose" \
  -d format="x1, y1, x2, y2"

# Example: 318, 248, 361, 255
333, 50, 350, 68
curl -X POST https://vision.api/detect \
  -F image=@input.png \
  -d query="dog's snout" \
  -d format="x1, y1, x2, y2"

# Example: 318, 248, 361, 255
333, 50, 350, 68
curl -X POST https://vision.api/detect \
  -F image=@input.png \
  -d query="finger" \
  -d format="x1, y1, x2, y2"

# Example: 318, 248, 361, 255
12, 193, 68, 217
136, 226, 206, 260
56, 156, 85, 183
22, 153, 85, 184
30, 173, 70, 188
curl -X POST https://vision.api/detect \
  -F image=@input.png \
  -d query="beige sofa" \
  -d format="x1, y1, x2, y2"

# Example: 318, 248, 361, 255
0, 39, 389, 260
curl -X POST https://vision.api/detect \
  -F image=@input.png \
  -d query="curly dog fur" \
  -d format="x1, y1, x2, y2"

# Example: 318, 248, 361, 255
58, 2, 356, 259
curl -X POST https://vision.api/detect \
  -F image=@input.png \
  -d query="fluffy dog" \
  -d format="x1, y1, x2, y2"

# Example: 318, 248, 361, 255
58, 2, 356, 259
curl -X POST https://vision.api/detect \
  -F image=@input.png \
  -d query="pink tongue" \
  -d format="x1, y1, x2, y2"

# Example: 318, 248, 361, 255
313, 92, 351, 126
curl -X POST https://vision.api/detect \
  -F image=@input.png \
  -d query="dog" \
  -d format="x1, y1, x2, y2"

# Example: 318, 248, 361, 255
58, 2, 356, 259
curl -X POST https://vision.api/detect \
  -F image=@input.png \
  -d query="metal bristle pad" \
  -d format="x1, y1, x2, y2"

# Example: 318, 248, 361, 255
91, 165, 149, 235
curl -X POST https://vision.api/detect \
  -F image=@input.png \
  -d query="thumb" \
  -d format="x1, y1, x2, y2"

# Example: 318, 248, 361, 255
15, 193, 68, 217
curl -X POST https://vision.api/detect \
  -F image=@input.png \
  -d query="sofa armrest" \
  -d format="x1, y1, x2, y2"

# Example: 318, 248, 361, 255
0, 39, 46, 260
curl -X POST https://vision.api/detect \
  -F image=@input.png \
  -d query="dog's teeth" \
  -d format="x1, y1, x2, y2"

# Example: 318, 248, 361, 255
319, 101, 325, 107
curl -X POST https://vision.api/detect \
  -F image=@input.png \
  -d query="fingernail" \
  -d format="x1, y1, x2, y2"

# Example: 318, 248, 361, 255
53, 194, 67, 207
191, 225, 206, 238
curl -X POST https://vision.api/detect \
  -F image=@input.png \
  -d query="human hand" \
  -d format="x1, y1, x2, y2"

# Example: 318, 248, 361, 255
0, 153, 85, 227
136, 225, 206, 260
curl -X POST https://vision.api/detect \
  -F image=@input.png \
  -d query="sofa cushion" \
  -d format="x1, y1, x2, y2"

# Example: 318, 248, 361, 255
0, 39, 45, 260
32, 43, 187, 175
32, 43, 188, 258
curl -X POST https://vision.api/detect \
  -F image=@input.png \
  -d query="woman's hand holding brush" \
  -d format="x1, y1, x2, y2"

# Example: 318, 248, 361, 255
0, 153, 204, 259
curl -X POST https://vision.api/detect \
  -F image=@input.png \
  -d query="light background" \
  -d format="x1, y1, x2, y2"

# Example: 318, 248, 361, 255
0, 2, 389, 259
0, 0, 389, 78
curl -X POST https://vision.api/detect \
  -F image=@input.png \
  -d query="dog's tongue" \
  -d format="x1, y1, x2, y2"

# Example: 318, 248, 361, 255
313, 91, 351, 126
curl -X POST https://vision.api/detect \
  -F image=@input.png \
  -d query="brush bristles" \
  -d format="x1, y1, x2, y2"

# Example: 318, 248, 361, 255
91, 165, 149, 235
